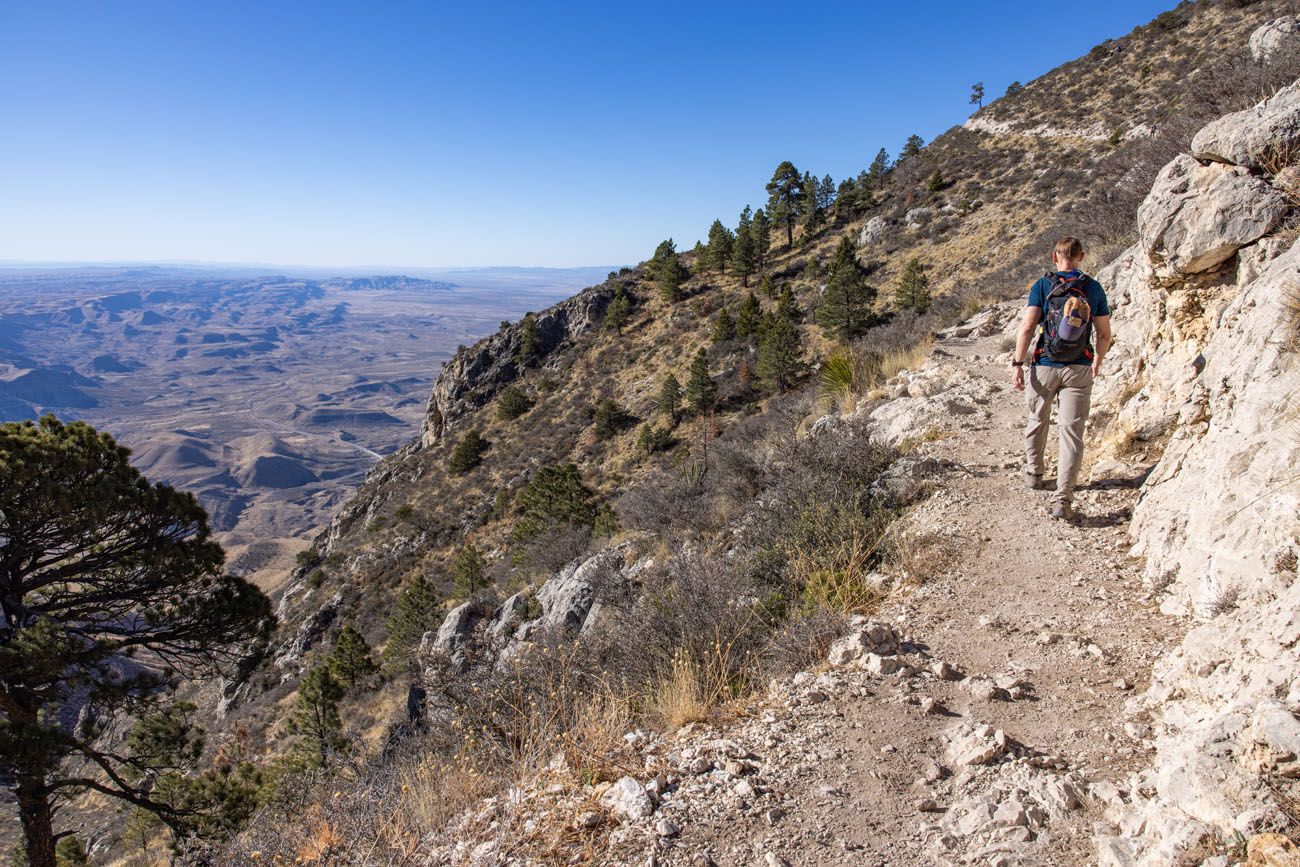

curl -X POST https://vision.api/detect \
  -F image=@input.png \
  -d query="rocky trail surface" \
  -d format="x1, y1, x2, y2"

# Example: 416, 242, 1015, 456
435, 315, 1183, 867
597, 319, 1173, 867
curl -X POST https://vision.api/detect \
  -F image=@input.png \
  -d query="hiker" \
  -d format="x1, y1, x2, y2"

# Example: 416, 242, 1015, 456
1010, 236, 1112, 521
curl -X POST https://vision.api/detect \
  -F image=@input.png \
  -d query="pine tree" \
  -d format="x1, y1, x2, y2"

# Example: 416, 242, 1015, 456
752, 208, 771, 271
1005, 81, 1024, 97
658, 373, 682, 423
449, 429, 489, 474
451, 543, 488, 598
900, 134, 925, 159
0, 417, 273, 867
970, 81, 985, 109
928, 169, 946, 192
895, 257, 932, 314
686, 348, 718, 413
604, 287, 632, 332
712, 308, 736, 343
817, 174, 836, 211
650, 239, 688, 302
384, 573, 441, 666
515, 312, 541, 367
759, 273, 776, 300
765, 161, 804, 247
736, 291, 762, 339
511, 464, 601, 544
756, 312, 803, 393
328, 625, 378, 689
835, 178, 857, 220
706, 219, 734, 274
868, 148, 890, 188
817, 236, 874, 341
733, 206, 756, 286
800, 170, 822, 236
287, 666, 345, 769
777, 284, 801, 322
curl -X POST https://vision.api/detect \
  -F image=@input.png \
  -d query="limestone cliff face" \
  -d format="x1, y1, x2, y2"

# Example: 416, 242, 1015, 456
1084, 73, 1300, 866
418, 282, 617, 448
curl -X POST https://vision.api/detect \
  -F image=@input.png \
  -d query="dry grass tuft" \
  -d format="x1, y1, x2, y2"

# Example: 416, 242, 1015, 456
1284, 280, 1300, 352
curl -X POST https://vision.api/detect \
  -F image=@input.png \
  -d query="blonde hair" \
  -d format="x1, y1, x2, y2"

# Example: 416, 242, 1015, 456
1053, 236, 1085, 261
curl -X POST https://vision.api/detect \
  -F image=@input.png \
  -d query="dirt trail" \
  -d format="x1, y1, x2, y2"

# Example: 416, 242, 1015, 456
635, 324, 1176, 867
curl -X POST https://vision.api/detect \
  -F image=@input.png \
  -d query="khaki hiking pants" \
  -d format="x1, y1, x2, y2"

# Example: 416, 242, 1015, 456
1024, 364, 1094, 507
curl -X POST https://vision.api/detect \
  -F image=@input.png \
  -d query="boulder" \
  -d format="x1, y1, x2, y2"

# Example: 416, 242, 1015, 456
1243, 700, 1300, 776
826, 620, 899, 666
429, 598, 484, 672
872, 456, 941, 507
599, 776, 654, 821
1249, 16, 1300, 65
857, 215, 889, 246
1137, 155, 1287, 277
946, 723, 1008, 767
1192, 78, 1300, 170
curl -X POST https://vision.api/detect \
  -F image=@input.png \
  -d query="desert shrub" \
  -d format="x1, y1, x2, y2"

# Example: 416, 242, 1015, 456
497, 386, 534, 421
636, 423, 675, 456
592, 398, 633, 440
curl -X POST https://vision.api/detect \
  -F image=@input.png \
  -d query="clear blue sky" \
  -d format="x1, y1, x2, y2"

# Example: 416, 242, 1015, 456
0, 1, 1176, 269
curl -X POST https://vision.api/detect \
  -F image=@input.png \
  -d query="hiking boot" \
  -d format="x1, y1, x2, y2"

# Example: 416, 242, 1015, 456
1051, 501, 1073, 521
1023, 471, 1047, 491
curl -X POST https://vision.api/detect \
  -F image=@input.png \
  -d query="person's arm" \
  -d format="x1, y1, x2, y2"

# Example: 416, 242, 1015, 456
1011, 306, 1042, 391
1091, 315, 1112, 377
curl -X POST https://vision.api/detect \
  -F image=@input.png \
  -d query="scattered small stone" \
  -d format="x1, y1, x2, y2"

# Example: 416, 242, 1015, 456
655, 818, 680, 838
931, 660, 961, 681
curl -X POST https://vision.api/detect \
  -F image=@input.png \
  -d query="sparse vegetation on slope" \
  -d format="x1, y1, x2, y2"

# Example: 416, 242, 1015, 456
24, 1, 1300, 861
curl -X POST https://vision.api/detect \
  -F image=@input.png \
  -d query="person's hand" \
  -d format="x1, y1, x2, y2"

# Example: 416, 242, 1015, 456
1091, 357, 1102, 378
1011, 364, 1025, 391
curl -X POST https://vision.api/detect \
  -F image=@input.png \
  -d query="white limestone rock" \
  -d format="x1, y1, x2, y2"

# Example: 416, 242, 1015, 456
1249, 16, 1300, 64
1137, 154, 1287, 277
946, 723, 1008, 767
599, 776, 654, 821
1192, 77, 1300, 170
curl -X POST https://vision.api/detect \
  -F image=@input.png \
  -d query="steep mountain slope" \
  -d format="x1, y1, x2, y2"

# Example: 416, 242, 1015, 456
19, 1, 1300, 862
257, 0, 1300, 718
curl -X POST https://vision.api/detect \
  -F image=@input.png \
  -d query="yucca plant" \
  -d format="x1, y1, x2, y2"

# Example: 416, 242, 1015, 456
819, 346, 858, 413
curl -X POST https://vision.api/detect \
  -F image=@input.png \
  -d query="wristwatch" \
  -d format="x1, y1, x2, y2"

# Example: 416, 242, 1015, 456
1011, 360, 1024, 367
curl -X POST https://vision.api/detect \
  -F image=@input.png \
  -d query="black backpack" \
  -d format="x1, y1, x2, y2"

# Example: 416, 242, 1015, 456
1034, 272, 1093, 364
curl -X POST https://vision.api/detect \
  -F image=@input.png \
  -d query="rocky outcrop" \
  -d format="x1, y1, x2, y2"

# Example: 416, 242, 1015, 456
1086, 76, 1300, 865
1192, 77, 1300, 170
423, 541, 647, 673
418, 282, 617, 448
1250, 15, 1300, 65
1137, 154, 1288, 278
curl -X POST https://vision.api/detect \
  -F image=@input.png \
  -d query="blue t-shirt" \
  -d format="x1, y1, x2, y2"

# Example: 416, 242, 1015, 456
1027, 270, 1110, 367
